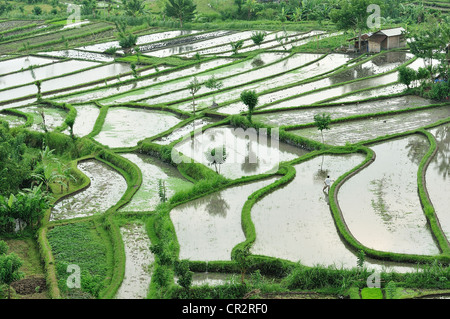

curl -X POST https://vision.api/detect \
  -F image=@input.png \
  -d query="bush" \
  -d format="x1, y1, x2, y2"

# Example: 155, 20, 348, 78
398, 66, 416, 89
32, 6, 42, 15
427, 81, 450, 100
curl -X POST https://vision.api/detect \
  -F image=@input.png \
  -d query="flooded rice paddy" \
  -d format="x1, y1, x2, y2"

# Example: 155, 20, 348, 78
0, 55, 60, 75
0, 59, 99, 90
289, 106, 450, 146
153, 117, 217, 145
118, 153, 192, 212
2, 25, 448, 298
94, 107, 182, 148
425, 124, 450, 240
337, 135, 440, 255
71, 104, 100, 137
170, 177, 278, 261
17, 104, 67, 132
250, 153, 419, 272
253, 96, 434, 127
173, 126, 309, 179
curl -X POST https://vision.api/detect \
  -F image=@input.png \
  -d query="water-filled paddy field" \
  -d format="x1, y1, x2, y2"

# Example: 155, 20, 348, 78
94, 106, 182, 148
288, 106, 450, 146
425, 124, 450, 239
173, 126, 309, 179
171, 177, 278, 261
3, 25, 449, 300
337, 135, 440, 255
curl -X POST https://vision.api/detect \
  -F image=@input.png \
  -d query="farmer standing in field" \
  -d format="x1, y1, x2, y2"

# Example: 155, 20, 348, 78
323, 175, 333, 193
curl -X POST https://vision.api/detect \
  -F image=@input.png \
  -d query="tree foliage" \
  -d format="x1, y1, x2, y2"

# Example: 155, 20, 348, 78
251, 31, 266, 47
123, 0, 146, 17
0, 185, 51, 234
0, 123, 37, 196
398, 66, 417, 89
313, 112, 331, 144
187, 77, 202, 115
204, 75, 223, 106
330, 0, 381, 50
230, 39, 245, 55
240, 90, 258, 123
0, 241, 24, 299
165, 0, 196, 28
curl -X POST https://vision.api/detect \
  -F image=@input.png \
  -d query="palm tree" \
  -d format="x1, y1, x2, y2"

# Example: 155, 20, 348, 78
165, 0, 196, 28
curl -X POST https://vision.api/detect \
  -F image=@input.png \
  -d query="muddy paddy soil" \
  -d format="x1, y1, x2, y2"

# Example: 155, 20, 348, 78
141, 30, 234, 57
50, 159, 127, 221
289, 106, 450, 146
0, 112, 26, 127
38, 50, 115, 62
253, 95, 433, 127
115, 223, 154, 299
17, 104, 67, 132
178, 30, 293, 57
145, 31, 255, 58
11, 276, 47, 297
77, 30, 200, 53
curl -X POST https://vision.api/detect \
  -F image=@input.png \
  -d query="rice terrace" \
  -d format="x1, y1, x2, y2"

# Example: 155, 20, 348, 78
0, 0, 449, 303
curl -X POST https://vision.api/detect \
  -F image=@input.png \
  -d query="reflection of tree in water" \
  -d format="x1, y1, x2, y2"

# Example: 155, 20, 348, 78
189, 191, 230, 218
372, 51, 407, 65
314, 167, 330, 183
251, 57, 265, 68
405, 135, 430, 166
328, 64, 374, 86
431, 125, 450, 180
205, 192, 230, 217
313, 155, 329, 183
241, 141, 260, 173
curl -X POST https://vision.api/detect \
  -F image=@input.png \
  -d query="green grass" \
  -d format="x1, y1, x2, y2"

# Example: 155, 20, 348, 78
3, 237, 45, 278
361, 288, 384, 299
117, 54, 192, 67
293, 33, 350, 53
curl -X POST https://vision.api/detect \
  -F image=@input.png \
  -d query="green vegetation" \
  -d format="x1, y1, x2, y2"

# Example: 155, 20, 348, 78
0, 0, 449, 302
313, 112, 332, 144
165, 0, 197, 28
187, 76, 202, 115
240, 89, 258, 123
0, 241, 24, 299
47, 221, 111, 298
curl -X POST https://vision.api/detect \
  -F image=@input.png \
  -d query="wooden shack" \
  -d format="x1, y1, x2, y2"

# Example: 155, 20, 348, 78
368, 27, 406, 53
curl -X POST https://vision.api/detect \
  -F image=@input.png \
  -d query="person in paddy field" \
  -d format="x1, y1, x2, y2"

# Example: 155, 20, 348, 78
323, 175, 334, 193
